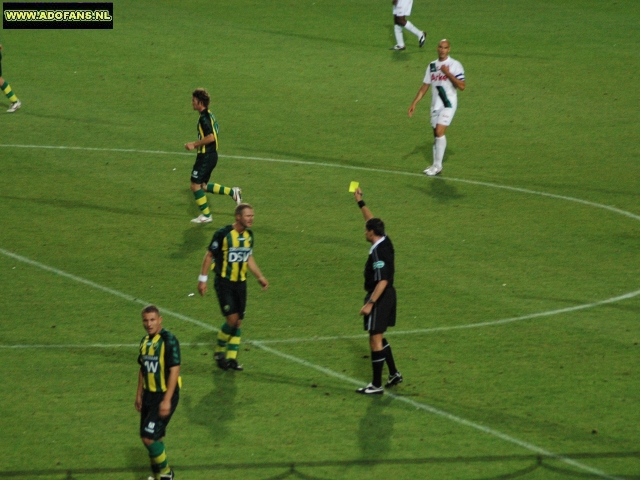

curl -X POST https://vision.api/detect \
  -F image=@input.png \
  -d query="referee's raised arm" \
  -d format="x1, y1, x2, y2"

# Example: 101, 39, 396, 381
354, 187, 373, 221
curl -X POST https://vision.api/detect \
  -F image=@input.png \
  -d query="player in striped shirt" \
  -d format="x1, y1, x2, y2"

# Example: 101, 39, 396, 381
197, 203, 269, 371
408, 39, 466, 176
184, 88, 242, 224
135, 305, 181, 480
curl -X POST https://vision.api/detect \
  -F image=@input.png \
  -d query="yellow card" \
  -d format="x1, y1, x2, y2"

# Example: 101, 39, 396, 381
349, 181, 359, 193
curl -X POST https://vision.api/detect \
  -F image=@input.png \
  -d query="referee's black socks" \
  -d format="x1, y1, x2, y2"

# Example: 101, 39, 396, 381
371, 350, 385, 388
382, 338, 398, 376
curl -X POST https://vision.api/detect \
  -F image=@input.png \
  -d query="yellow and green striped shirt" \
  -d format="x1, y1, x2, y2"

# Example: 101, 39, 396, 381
196, 108, 219, 154
138, 328, 182, 393
208, 225, 254, 282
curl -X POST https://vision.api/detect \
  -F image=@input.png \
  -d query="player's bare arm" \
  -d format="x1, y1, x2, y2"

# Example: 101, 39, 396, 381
440, 65, 466, 90
408, 83, 431, 117
247, 256, 269, 290
135, 370, 144, 412
159, 365, 180, 418
198, 250, 214, 295
359, 280, 388, 316
354, 188, 374, 221
185, 133, 215, 151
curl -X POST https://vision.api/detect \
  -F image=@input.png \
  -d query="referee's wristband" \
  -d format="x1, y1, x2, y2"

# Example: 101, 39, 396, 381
198, 274, 208, 283
367, 298, 375, 304
358, 200, 366, 208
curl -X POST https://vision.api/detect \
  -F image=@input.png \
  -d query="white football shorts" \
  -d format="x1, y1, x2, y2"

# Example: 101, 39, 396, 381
393, 0, 413, 17
430, 106, 457, 128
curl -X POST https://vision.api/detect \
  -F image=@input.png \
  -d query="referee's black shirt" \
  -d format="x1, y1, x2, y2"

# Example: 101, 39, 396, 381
364, 236, 395, 293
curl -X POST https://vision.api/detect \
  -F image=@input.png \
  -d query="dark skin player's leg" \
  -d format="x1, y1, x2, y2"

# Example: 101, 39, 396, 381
394, 15, 407, 27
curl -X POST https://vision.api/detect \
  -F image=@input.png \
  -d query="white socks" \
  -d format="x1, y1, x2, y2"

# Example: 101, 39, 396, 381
434, 136, 447, 169
404, 21, 422, 38
394, 25, 404, 47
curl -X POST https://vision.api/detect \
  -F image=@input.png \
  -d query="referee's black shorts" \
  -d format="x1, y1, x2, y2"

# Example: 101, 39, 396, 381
363, 285, 396, 333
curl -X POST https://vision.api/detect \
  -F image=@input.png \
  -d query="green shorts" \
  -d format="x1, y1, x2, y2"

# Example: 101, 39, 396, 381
139, 390, 180, 440
214, 275, 247, 319
190, 151, 218, 184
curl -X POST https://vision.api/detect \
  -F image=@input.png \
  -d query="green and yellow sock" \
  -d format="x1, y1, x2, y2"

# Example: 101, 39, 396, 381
1, 81, 18, 103
193, 189, 211, 217
215, 322, 234, 355
146, 441, 171, 478
226, 328, 242, 360
207, 183, 233, 198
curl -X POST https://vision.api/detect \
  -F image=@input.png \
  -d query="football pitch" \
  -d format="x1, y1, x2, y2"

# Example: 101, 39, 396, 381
1, 0, 639, 479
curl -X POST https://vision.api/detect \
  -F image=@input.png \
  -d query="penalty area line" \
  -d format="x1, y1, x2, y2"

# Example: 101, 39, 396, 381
0, 248, 622, 480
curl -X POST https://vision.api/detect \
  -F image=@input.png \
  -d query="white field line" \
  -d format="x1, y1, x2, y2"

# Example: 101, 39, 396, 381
0, 249, 626, 479
9, 288, 640, 349
257, 288, 640, 345
1, 143, 639, 222
255, 342, 623, 480
0, 248, 217, 334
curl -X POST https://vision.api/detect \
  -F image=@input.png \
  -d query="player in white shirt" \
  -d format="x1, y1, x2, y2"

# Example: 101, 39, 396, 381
408, 39, 466, 175
390, 0, 426, 51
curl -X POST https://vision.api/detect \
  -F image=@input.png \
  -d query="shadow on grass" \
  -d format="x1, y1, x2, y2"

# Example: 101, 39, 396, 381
228, 146, 418, 173
234, 23, 429, 54
2, 451, 638, 479
402, 141, 431, 164
0, 195, 182, 218
9, 109, 130, 126
168, 225, 210, 260
358, 395, 394, 460
409, 179, 465, 203
182, 370, 238, 440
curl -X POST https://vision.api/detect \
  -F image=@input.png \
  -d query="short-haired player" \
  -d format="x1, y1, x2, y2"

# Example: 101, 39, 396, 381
408, 39, 466, 176
185, 88, 242, 224
135, 306, 181, 480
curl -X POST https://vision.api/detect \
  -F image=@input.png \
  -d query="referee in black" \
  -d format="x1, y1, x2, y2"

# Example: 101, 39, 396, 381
354, 187, 402, 395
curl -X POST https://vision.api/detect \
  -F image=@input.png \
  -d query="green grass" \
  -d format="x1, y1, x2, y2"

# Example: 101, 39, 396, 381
1, 0, 640, 479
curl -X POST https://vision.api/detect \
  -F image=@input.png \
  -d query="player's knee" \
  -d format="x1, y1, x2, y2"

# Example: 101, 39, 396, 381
369, 333, 384, 351
190, 182, 201, 192
141, 437, 154, 446
394, 16, 406, 26
226, 315, 240, 329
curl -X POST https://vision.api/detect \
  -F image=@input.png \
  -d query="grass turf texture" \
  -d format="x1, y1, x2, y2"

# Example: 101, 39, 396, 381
1, 0, 639, 478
